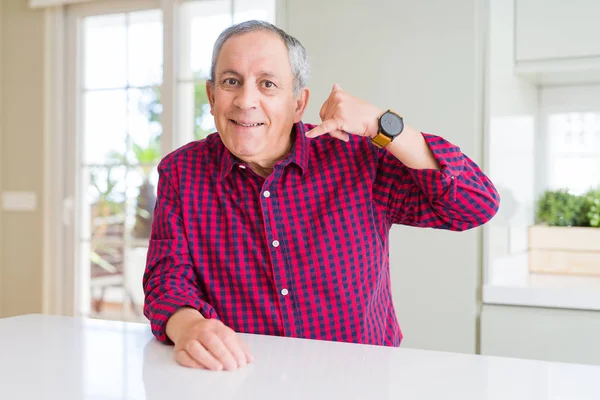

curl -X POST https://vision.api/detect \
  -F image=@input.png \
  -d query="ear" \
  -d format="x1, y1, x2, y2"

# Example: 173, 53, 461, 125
206, 81, 216, 116
293, 87, 310, 123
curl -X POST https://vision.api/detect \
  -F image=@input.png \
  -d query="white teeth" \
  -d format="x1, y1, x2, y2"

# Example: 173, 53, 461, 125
233, 120, 262, 127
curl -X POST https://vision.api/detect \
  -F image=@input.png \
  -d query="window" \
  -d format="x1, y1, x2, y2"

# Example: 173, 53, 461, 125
539, 85, 600, 197
482, 81, 600, 309
66, 0, 276, 321
74, 7, 164, 321
547, 112, 600, 195
176, 0, 276, 146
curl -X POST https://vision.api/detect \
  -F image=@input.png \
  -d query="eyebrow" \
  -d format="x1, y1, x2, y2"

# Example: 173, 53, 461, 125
218, 69, 280, 80
218, 69, 242, 78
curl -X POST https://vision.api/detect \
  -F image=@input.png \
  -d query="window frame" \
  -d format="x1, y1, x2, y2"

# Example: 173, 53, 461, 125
44, 0, 285, 317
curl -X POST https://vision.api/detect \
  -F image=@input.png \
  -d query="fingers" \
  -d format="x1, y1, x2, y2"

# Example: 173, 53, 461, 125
184, 340, 224, 370
305, 118, 347, 141
224, 336, 249, 369
198, 331, 240, 371
319, 83, 343, 121
319, 96, 330, 121
313, 84, 349, 142
238, 337, 255, 363
173, 318, 254, 372
329, 130, 350, 142
217, 325, 250, 369
175, 349, 202, 368
175, 347, 208, 369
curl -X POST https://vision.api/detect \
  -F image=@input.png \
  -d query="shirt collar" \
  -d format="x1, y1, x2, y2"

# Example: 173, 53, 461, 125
219, 121, 309, 179
219, 141, 239, 179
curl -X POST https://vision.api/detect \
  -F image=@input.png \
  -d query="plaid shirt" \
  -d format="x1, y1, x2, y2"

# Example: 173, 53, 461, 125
143, 121, 499, 346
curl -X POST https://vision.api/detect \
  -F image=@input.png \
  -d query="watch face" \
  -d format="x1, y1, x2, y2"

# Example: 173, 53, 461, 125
381, 112, 403, 136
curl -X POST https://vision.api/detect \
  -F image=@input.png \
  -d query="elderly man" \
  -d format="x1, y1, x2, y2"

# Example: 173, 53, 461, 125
143, 20, 500, 371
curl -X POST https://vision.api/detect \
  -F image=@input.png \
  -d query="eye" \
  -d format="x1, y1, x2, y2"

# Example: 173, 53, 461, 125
223, 78, 239, 86
263, 80, 276, 88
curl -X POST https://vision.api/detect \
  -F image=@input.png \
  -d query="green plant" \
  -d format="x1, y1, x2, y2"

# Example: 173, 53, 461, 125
583, 186, 600, 227
193, 79, 213, 140
129, 77, 213, 238
132, 137, 161, 177
141, 76, 213, 142
131, 136, 161, 239
535, 188, 587, 227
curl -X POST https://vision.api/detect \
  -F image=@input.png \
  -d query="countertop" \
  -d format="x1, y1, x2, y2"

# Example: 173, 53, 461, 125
1, 314, 599, 399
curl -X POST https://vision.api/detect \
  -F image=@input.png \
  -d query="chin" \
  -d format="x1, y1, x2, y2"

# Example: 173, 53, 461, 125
234, 148, 258, 158
230, 141, 263, 158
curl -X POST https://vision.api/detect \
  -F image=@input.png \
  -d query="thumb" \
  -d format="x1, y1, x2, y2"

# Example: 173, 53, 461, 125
332, 83, 341, 91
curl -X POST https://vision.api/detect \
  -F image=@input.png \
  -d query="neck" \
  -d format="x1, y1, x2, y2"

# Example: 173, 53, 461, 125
245, 131, 295, 178
248, 164, 275, 178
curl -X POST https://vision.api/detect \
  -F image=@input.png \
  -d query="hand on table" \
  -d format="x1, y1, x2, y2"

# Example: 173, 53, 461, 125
167, 308, 253, 371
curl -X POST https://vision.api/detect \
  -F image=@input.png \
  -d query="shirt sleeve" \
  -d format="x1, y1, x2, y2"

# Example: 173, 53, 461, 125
143, 158, 219, 345
372, 132, 500, 230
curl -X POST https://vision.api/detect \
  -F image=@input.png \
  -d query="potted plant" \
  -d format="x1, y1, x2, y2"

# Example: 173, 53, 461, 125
131, 136, 161, 240
529, 187, 600, 276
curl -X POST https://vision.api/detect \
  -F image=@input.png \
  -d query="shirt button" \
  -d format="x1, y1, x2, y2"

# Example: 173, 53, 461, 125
281, 288, 289, 296
272, 240, 280, 248
263, 190, 271, 198
239, 165, 246, 169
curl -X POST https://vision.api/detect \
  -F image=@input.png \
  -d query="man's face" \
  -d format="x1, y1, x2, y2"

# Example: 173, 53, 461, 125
207, 30, 309, 163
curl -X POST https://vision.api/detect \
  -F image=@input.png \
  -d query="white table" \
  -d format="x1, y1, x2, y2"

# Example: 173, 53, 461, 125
0, 314, 599, 399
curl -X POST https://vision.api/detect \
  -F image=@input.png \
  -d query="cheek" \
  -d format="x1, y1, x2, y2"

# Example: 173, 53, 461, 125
213, 91, 232, 112
215, 98, 229, 113
261, 98, 296, 123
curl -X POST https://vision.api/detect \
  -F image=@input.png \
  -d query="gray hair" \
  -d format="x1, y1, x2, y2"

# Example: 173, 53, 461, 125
209, 20, 310, 97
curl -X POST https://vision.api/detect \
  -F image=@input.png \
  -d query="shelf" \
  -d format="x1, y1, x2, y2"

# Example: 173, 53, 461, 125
483, 253, 600, 311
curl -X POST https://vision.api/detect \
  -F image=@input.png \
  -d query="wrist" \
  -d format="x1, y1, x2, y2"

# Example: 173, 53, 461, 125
371, 109, 403, 148
369, 108, 385, 139
166, 307, 204, 344
385, 126, 440, 170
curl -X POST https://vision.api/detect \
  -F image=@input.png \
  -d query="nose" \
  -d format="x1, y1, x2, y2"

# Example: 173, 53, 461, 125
233, 83, 259, 110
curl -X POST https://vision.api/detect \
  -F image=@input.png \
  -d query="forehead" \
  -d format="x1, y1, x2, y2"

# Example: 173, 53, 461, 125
215, 30, 292, 76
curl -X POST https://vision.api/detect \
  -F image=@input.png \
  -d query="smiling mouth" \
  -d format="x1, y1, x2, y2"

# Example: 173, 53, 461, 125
231, 119, 265, 127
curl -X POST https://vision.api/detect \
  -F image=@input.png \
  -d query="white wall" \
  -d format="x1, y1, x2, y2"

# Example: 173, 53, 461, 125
484, 0, 537, 266
287, 0, 487, 353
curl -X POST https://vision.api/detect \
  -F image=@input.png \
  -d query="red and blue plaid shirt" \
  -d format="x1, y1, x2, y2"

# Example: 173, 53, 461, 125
143, 121, 499, 346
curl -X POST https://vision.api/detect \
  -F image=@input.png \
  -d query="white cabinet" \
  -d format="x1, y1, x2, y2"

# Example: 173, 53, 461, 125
481, 305, 600, 366
515, 0, 600, 62
513, 0, 600, 85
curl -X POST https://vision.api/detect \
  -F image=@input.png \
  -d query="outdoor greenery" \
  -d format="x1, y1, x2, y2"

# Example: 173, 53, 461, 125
88, 79, 213, 279
144, 77, 213, 141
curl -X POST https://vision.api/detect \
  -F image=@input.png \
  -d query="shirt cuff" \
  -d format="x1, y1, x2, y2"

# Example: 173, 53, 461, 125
146, 296, 218, 345
406, 133, 465, 201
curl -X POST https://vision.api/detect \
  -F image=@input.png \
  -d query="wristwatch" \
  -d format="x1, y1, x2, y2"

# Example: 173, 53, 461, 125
371, 110, 404, 148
